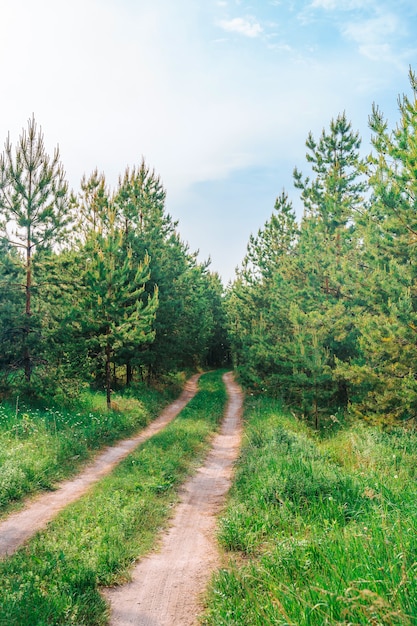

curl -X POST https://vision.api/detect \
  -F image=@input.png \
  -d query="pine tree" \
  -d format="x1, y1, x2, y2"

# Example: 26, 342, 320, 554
113, 162, 173, 380
293, 112, 366, 299
76, 169, 109, 236
227, 192, 299, 393
80, 203, 158, 408
0, 116, 69, 384
115, 159, 168, 237
0, 241, 24, 385
289, 114, 366, 416
228, 114, 366, 423
113, 162, 220, 378
205, 271, 230, 367
337, 71, 417, 422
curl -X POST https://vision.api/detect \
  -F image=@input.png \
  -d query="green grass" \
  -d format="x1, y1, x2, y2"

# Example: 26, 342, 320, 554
202, 396, 417, 625
0, 370, 227, 625
0, 381, 181, 515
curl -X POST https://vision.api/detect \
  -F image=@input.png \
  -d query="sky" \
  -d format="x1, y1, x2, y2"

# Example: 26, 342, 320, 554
1, 0, 417, 283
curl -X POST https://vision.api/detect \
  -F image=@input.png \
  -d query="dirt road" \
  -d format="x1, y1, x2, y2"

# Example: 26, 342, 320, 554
0, 374, 201, 559
103, 371, 243, 626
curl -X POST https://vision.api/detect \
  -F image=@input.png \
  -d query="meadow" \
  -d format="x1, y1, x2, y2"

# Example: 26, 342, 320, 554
0, 371, 227, 625
202, 396, 417, 625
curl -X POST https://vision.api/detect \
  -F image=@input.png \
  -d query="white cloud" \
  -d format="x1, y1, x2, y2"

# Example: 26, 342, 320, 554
0, 0, 415, 281
343, 12, 406, 63
310, 0, 374, 9
306, 0, 411, 66
343, 12, 401, 42
218, 17, 263, 38
311, 0, 337, 8
267, 42, 293, 53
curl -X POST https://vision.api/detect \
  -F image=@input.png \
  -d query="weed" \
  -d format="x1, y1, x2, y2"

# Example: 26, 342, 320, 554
203, 395, 417, 625
0, 371, 227, 625
0, 383, 177, 514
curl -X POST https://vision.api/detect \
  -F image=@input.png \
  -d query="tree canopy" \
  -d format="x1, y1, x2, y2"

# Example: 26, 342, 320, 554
227, 71, 417, 427
2, 70, 417, 428
0, 121, 229, 403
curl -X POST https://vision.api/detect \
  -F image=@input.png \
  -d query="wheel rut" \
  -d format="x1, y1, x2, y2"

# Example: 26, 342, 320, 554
102, 371, 243, 626
0, 374, 201, 559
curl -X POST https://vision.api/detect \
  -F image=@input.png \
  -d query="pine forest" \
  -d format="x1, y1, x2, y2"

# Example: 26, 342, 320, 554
2, 76, 417, 426
1, 71, 417, 625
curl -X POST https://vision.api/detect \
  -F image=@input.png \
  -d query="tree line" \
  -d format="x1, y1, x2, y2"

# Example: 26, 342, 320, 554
226, 71, 417, 427
2, 71, 417, 427
0, 117, 229, 406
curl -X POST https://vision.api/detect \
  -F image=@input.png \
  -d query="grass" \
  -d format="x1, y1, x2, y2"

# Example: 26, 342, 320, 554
0, 380, 181, 516
202, 395, 417, 625
0, 370, 227, 625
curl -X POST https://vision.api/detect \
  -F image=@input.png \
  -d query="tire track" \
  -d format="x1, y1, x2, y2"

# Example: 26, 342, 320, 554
103, 371, 243, 626
0, 374, 201, 559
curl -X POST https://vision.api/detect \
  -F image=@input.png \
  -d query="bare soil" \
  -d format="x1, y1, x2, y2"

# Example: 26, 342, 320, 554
0, 374, 201, 559
102, 371, 243, 626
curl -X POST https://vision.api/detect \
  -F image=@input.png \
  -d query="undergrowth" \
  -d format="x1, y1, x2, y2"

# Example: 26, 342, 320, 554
202, 395, 417, 625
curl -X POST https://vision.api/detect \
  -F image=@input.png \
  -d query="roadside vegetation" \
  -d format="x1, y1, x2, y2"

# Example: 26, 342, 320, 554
0, 380, 182, 517
2, 66, 417, 626
0, 370, 227, 625
227, 71, 417, 427
202, 395, 417, 625
0, 119, 229, 412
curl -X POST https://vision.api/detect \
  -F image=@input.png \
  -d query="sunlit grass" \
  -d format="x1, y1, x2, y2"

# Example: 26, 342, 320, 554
0, 370, 227, 625
0, 382, 179, 514
202, 395, 417, 625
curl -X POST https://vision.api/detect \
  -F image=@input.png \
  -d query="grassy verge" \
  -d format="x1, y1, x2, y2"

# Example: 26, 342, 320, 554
0, 380, 182, 516
202, 396, 417, 625
0, 370, 227, 626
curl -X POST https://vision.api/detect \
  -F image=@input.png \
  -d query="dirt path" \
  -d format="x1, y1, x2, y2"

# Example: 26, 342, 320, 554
103, 371, 243, 626
0, 374, 201, 559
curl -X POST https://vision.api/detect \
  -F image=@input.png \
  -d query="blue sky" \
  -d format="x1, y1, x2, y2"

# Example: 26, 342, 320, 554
1, 0, 417, 282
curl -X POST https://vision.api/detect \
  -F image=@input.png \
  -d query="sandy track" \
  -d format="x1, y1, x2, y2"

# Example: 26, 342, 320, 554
0, 374, 201, 559
103, 371, 243, 626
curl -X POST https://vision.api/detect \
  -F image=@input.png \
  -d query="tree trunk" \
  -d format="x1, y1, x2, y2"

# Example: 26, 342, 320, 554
24, 235, 32, 382
126, 361, 133, 386
147, 365, 153, 387
314, 393, 319, 430
106, 339, 112, 410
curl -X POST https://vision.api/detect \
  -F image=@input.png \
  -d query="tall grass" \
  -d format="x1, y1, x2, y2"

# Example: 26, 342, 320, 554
0, 370, 227, 625
0, 381, 180, 515
202, 396, 417, 625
